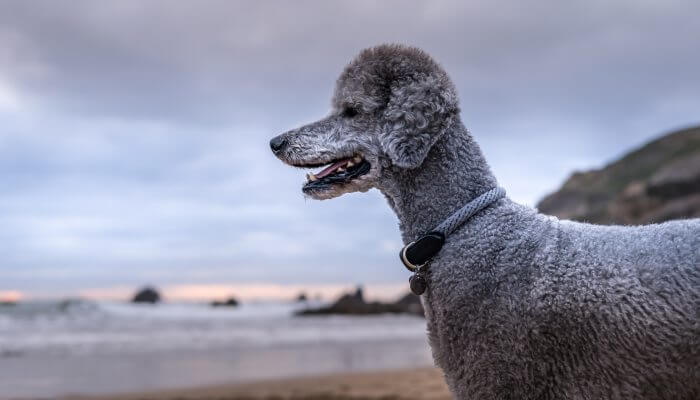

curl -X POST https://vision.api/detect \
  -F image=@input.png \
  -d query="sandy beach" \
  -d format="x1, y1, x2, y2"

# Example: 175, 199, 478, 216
62, 367, 450, 400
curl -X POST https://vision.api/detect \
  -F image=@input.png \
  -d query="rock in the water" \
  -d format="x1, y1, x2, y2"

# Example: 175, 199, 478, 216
322, 289, 366, 314
132, 287, 161, 304
296, 292, 308, 302
211, 297, 239, 307
298, 287, 423, 316
538, 126, 700, 224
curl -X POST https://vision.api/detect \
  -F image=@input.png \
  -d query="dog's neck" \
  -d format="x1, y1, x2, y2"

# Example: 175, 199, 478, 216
378, 120, 498, 242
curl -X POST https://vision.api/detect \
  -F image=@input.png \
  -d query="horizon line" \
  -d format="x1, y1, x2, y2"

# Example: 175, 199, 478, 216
1, 282, 411, 303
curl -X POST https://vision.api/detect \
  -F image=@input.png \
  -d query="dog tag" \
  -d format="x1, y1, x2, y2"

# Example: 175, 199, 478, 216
409, 273, 427, 295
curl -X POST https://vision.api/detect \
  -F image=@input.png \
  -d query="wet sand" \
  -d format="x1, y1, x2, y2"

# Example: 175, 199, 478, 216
63, 367, 450, 400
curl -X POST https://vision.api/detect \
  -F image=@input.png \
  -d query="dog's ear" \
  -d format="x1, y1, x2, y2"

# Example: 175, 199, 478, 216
380, 74, 458, 168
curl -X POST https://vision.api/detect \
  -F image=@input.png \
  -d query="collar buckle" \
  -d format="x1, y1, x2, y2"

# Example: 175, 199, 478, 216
399, 231, 445, 272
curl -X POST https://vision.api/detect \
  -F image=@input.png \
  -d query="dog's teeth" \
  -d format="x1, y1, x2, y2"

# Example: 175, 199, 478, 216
353, 156, 362, 163
346, 161, 355, 167
307, 173, 317, 182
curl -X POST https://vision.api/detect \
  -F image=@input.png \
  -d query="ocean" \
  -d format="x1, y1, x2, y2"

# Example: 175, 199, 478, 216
0, 299, 432, 399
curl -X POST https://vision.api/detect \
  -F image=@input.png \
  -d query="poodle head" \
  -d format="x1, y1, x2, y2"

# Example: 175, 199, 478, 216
270, 44, 459, 200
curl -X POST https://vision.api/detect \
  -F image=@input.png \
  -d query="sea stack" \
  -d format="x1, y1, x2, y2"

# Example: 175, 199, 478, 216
132, 286, 161, 304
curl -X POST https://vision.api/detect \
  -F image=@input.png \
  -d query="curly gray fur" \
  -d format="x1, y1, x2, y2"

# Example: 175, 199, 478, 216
272, 44, 700, 399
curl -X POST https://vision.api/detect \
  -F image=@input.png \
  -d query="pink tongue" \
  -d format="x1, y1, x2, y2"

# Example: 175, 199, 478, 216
315, 159, 349, 179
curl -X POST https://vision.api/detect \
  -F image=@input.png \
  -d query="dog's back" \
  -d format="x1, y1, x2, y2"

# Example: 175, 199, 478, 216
425, 202, 700, 399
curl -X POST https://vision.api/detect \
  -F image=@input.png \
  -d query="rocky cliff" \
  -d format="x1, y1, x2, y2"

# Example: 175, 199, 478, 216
537, 126, 700, 225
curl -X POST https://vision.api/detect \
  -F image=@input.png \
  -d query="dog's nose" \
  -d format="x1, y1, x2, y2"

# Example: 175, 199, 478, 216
269, 135, 287, 154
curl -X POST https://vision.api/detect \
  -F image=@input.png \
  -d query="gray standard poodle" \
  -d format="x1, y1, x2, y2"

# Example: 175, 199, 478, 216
270, 44, 700, 399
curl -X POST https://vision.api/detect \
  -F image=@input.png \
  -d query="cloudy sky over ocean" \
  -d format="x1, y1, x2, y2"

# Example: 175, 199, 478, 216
1, 1, 699, 300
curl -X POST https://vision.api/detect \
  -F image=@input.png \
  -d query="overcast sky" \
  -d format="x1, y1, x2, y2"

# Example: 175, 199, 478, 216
1, 1, 698, 300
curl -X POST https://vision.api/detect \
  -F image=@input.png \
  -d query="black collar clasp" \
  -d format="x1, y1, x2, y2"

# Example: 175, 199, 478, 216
399, 231, 445, 272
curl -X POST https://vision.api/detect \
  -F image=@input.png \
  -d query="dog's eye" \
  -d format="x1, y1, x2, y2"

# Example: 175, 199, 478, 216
342, 107, 358, 118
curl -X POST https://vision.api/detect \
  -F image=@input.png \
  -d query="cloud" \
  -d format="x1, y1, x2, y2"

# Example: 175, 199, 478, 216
0, 79, 21, 111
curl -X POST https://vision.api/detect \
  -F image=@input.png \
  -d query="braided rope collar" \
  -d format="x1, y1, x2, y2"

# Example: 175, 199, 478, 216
400, 186, 506, 294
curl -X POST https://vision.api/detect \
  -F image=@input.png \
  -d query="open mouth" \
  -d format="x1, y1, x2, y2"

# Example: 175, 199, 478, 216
301, 155, 371, 193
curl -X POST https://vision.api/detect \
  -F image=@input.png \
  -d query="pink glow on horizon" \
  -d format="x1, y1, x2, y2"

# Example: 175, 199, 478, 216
74, 282, 409, 302
0, 290, 24, 302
